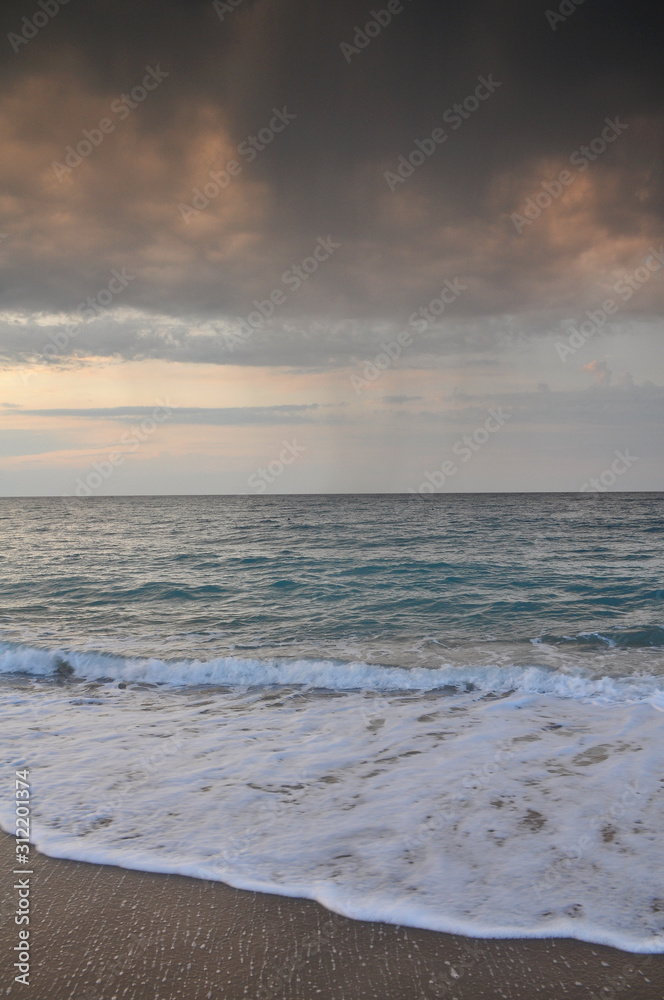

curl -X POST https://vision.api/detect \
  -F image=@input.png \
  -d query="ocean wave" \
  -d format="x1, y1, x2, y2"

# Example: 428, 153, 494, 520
535, 625, 664, 649
1, 641, 663, 706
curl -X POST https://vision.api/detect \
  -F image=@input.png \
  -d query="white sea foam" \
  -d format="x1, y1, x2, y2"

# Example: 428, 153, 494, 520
1, 676, 663, 953
0, 641, 663, 707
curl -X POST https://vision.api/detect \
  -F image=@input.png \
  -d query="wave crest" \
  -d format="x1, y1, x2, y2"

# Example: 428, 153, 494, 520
1, 641, 663, 706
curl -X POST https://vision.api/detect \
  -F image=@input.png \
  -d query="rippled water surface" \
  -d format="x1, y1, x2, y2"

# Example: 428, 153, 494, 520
1, 494, 663, 951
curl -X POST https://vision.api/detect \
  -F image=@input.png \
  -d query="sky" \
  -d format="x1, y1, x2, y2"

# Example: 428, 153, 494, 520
0, 0, 662, 495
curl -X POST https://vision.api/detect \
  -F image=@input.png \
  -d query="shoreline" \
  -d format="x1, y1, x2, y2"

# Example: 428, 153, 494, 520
1, 833, 662, 998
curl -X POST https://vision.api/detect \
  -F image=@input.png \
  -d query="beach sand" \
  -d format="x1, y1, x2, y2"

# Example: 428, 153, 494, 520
1, 833, 661, 999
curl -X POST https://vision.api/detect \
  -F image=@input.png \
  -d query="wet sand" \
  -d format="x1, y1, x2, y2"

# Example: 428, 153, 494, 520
1, 833, 661, 999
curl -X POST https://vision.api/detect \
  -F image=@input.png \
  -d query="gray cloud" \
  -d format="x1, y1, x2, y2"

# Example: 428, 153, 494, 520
439, 382, 664, 425
0, 0, 661, 356
11, 404, 321, 425
1, 0, 663, 494
4, 308, 662, 373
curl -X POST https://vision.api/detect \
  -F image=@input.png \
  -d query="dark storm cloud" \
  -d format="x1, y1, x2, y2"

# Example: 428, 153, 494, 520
0, 0, 663, 361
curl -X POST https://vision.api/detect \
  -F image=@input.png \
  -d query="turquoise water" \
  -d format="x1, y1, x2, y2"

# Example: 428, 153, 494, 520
1, 493, 663, 671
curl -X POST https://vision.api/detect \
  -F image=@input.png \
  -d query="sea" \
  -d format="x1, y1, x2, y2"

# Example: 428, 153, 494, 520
1, 494, 663, 953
